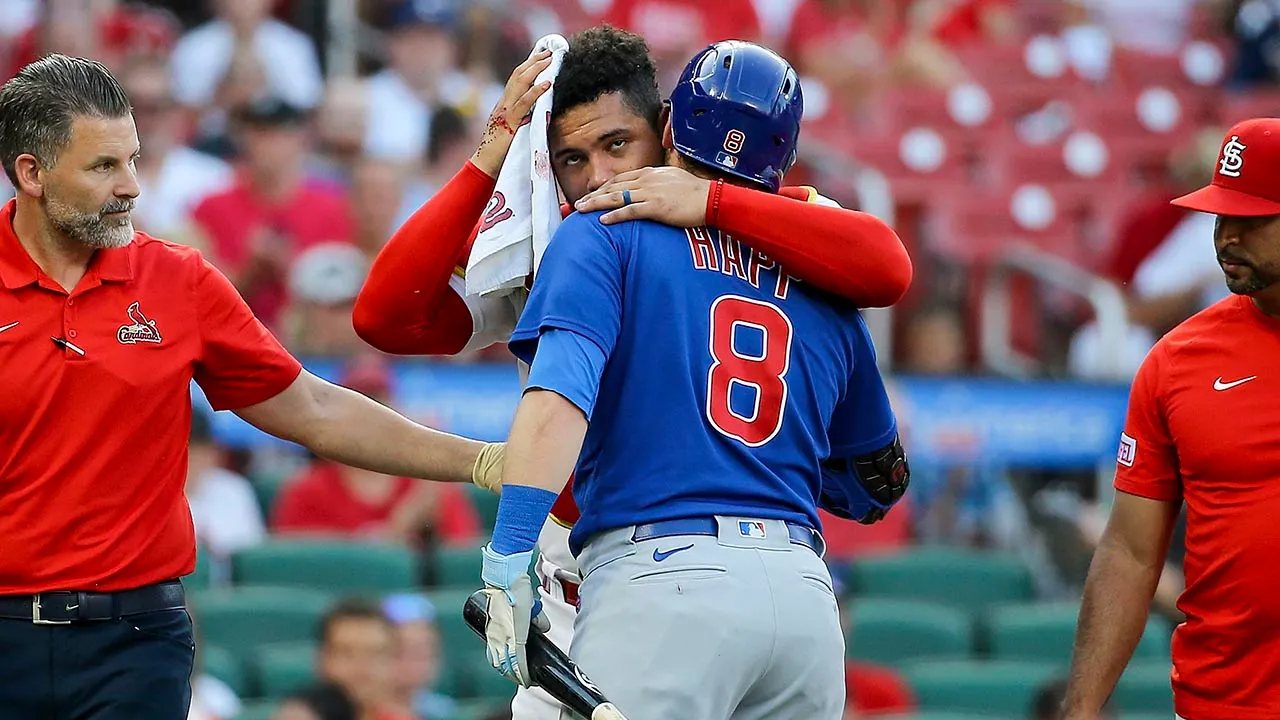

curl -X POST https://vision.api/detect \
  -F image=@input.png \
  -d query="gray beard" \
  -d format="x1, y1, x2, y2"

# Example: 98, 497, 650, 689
43, 195, 134, 249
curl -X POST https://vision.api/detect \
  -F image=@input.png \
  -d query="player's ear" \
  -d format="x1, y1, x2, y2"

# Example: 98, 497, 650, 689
660, 101, 674, 150
12, 153, 44, 198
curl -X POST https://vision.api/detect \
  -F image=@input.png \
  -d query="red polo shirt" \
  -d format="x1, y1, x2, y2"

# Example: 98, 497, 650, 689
1116, 295, 1280, 718
0, 199, 302, 594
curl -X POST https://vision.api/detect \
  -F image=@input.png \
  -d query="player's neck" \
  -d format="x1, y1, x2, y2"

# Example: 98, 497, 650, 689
1250, 285, 1280, 317
11, 197, 95, 290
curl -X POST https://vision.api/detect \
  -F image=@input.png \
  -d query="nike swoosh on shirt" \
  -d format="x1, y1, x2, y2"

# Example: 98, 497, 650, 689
1214, 376, 1257, 391
0, 321, 18, 333
652, 544, 695, 562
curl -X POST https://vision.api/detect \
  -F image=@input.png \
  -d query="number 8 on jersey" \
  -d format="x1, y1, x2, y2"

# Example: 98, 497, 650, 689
706, 294, 794, 447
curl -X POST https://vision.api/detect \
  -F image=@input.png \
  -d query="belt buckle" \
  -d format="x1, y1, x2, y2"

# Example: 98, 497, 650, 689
32, 595, 72, 625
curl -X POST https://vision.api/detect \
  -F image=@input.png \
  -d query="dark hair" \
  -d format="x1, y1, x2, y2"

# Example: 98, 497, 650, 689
0, 54, 132, 187
426, 105, 469, 165
283, 683, 359, 720
317, 598, 395, 646
552, 25, 661, 132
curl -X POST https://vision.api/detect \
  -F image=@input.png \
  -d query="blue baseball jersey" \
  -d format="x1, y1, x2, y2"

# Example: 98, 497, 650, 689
509, 211, 897, 554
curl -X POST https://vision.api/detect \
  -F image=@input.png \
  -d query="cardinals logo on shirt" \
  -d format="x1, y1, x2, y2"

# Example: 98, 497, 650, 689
117, 302, 162, 345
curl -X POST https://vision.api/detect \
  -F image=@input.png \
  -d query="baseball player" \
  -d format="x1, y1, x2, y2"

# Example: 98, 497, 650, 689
476, 41, 910, 720
354, 25, 911, 720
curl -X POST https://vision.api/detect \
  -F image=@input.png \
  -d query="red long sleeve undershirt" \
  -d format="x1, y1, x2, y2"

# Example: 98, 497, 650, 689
353, 161, 913, 357
714, 182, 913, 307
353, 162, 495, 355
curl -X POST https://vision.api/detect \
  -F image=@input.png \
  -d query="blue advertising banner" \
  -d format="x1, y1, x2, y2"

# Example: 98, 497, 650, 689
199, 362, 1132, 470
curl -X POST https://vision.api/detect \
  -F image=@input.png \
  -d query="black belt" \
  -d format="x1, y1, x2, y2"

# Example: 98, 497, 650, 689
0, 580, 185, 625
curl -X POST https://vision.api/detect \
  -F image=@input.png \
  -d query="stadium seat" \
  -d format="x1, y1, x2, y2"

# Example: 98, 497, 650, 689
903, 659, 1062, 715
461, 657, 518, 703
232, 701, 277, 720
847, 548, 1035, 612
192, 586, 333, 670
846, 598, 974, 665
1111, 662, 1173, 714
187, 545, 214, 590
875, 707, 1003, 712
232, 539, 418, 594
449, 699, 514, 720
431, 544, 484, 589
255, 642, 317, 699
200, 644, 247, 697
467, 485, 500, 532
983, 602, 1171, 662
426, 588, 484, 697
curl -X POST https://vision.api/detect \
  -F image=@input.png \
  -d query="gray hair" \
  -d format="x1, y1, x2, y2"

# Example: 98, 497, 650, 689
0, 54, 132, 188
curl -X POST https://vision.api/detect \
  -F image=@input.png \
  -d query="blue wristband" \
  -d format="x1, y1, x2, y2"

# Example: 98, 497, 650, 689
491, 485, 559, 555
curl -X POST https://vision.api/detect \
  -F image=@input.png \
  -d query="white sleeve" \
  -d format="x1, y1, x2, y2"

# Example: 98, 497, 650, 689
169, 24, 232, 108
257, 21, 324, 109
449, 274, 522, 352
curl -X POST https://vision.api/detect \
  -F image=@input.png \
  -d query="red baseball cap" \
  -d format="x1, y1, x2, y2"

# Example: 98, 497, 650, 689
1172, 118, 1280, 217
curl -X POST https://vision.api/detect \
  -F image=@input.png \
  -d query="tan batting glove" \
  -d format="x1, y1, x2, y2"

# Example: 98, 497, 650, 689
472, 442, 505, 492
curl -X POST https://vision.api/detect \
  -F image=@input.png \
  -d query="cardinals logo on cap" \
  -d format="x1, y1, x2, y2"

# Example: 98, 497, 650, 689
1219, 135, 1247, 178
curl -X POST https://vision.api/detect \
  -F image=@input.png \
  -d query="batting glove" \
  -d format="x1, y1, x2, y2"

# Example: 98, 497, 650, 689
480, 543, 550, 686
472, 442, 505, 493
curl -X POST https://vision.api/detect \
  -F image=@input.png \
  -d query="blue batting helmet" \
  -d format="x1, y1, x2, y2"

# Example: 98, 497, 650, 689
668, 41, 803, 193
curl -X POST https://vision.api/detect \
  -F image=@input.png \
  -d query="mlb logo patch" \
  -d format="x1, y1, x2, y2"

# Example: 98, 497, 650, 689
1117, 432, 1137, 468
739, 521, 767, 539
715, 151, 739, 169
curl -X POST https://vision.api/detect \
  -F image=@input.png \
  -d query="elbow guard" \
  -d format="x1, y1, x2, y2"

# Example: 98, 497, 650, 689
824, 433, 910, 525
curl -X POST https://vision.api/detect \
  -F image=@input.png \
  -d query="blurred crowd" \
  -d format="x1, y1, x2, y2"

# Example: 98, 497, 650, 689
3, 0, 1275, 717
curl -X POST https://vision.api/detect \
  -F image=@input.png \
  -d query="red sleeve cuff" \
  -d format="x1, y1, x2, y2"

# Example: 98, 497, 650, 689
1113, 478, 1181, 503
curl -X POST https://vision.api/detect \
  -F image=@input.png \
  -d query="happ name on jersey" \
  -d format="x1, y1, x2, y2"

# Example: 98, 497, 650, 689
686, 227, 800, 301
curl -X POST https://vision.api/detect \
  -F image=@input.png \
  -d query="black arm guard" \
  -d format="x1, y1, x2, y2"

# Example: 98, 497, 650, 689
822, 433, 910, 525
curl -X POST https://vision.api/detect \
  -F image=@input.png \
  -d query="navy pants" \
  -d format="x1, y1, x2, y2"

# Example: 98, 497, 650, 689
0, 609, 195, 719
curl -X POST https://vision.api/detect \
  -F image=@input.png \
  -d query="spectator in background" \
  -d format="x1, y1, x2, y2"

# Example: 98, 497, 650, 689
271, 354, 482, 545
382, 593, 459, 720
314, 78, 371, 187
192, 96, 354, 330
1225, 0, 1280, 88
603, 0, 762, 87
784, 0, 890, 126
120, 55, 233, 247
1062, 0, 1201, 57
283, 242, 371, 356
395, 105, 473, 227
186, 408, 266, 560
1068, 127, 1229, 380
350, 160, 407, 261
4, 0, 178, 78
169, 0, 323, 120
272, 683, 360, 720
316, 600, 412, 720
894, 0, 1019, 88
364, 0, 500, 162
901, 304, 968, 375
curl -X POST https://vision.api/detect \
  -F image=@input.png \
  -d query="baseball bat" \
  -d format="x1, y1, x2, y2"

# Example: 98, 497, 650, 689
463, 591, 629, 720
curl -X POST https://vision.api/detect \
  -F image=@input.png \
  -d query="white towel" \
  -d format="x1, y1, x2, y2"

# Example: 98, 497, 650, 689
466, 34, 570, 298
